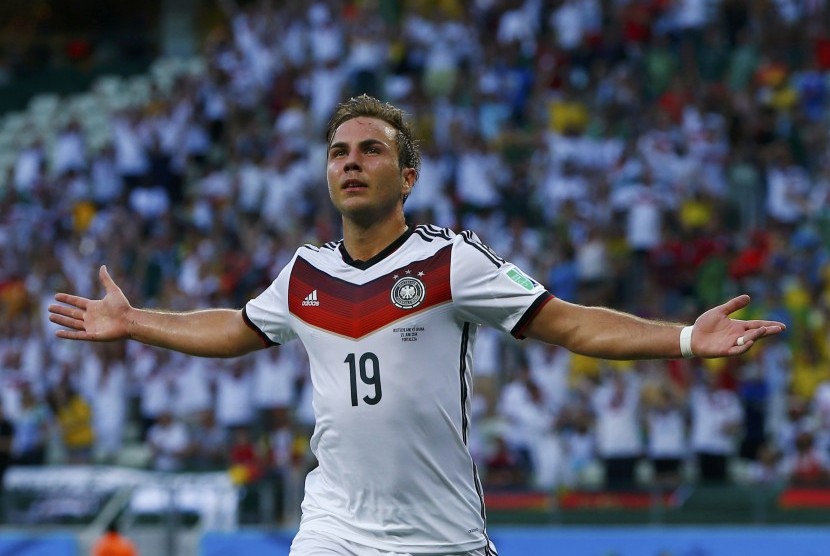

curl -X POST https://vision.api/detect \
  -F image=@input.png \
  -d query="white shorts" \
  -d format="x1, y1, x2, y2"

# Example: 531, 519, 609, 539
289, 528, 491, 556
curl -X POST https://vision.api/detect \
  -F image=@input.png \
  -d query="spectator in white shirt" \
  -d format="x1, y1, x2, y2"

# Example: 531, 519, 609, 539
525, 342, 571, 414
111, 110, 149, 190
690, 371, 744, 483
644, 378, 689, 487
215, 357, 255, 430
80, 344, 128, 463
550, 0, 601, 51
765, 144, 811, 231
454, 134, 504, 219
592, 369, 643, 488
497, 365, 563, 488
135, 347, 175, 440
172, 356, 213, 424
147, 409, 190, 472
51, 120, 87, 177
90, 145, 124, 205
252, 345, 301, 424
13, 140, 45, 194
404, 142, 455, 228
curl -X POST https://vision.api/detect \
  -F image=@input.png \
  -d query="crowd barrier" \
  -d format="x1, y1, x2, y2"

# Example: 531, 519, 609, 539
200, 526, 830, 556
0, 534, 76, 556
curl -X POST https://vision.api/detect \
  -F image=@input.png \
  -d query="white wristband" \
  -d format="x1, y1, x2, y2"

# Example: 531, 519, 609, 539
680, 325, 695, 359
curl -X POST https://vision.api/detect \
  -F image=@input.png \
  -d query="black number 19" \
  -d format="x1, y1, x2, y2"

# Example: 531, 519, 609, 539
345, 352, 382, 406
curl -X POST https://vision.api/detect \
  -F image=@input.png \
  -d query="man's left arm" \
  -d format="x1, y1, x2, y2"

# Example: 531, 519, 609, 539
523, 294, 786, 360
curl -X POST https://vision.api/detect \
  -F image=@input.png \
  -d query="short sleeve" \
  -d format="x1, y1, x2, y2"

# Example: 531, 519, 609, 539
451, 231, 552, 338
244, 255, 300, 346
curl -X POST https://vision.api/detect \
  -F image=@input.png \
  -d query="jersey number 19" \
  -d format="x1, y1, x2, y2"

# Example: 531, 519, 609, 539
345, 352, 382, 406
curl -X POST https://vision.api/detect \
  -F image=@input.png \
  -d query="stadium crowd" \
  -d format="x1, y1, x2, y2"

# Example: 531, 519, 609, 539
2, 0, 830, 509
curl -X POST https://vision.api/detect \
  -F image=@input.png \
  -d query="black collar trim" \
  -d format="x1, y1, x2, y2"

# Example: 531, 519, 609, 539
339, 227, 413, 270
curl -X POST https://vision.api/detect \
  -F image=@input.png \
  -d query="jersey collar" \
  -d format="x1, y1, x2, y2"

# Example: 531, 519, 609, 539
339, 226, 413, 270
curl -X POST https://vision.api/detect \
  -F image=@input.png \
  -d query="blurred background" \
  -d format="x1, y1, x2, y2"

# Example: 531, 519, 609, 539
1, 0, 830, 554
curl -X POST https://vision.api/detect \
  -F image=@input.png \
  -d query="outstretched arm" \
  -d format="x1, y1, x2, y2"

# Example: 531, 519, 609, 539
524, 294, 785, 360
49, 265, 266, 358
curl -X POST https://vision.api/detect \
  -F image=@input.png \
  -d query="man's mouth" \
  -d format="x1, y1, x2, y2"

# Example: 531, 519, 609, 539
342, 179, 367, 190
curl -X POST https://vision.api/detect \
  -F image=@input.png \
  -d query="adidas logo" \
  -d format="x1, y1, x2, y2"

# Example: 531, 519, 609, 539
301, 290, 320, 307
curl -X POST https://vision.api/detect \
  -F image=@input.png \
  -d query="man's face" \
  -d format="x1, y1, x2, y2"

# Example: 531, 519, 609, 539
327, 117, 415, 224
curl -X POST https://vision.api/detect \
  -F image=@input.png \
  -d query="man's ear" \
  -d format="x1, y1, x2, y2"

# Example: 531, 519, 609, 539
401, 167, 416, 197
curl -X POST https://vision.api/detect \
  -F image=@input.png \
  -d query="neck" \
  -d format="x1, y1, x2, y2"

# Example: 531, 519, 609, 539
341, 213, 408, 261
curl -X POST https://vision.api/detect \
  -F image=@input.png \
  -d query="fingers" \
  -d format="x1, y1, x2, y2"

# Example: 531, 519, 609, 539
55, 329, 95, 341
49, 296, 91, 338
729, 325, 784, 356
732, 324, 786, 351
48, 302, 85, 321
49, 312, 85, 331
100, 265, 115, 290
743, 320, 787, 333
718, 294, 750, 316
53, 293, 89, 309
727, 342, 752, 356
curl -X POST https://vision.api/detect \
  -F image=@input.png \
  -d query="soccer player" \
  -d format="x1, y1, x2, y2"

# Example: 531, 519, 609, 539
50, 95, 785, 556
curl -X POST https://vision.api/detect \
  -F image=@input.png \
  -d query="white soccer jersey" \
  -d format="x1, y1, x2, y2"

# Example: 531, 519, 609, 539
244, 225, 552, 554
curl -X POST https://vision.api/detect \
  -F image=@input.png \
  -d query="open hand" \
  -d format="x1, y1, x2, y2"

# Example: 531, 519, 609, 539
48, 265, 132, 342
691, 295, 786, 357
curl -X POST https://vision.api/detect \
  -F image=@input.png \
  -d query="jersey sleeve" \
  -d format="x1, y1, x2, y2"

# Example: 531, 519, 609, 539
451, 231, 553, 338
243, 253, 300, 346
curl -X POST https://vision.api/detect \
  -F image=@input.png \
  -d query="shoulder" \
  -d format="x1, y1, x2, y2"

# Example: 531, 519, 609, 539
298, 239, 342, 256
411, 224, 456, 243
410, 224, 500, 256
292, 240, 343, 268
451, 229, 507, 268
410, 225, 505, 265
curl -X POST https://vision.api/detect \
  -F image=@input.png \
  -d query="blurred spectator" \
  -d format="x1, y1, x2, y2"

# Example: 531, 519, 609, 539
111, 109, 149, 191
146, 410, 190, 472
780, 430, 830, 485
90, 145, 125, 205
690, 370, 744, 483
171, 355, 213, 425
643, 377, 689, 488
48, 382, 94, 464
745, 441, 785, 485
135, 347, 174, 439
737, 357, 769, 463
484, 435, 526, 489
228, 426, 264, 486
251, 346, 299, 428
525, 343, 571, 414
0, 400, 14, 509
556, 397, 596, 488
262, 406, 297, 521
91, 521, 139, 556
11, 384, 48, 466
52, 120, 88, 177
215, 358, 255, 430
497, 365, 561, 488
591, 369, 643, 489
13, 139, 45, 195
80, 345, 128, 463
187, 409, 227, 472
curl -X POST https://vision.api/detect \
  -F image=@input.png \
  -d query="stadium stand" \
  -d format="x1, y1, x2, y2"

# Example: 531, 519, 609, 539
1, 2, 830, 551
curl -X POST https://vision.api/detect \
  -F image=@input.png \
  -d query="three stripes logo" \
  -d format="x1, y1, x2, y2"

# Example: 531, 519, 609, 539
301, 290, 320, 307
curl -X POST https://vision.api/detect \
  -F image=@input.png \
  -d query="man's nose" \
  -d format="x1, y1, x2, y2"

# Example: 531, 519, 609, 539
343, 150, 362, 171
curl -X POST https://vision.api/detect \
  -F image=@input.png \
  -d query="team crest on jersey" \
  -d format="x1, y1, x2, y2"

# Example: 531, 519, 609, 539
391, 276, 426, 309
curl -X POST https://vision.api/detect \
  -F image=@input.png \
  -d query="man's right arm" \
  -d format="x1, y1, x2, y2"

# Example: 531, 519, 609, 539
124, 307, 265, 357
49, 265, 266, 358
